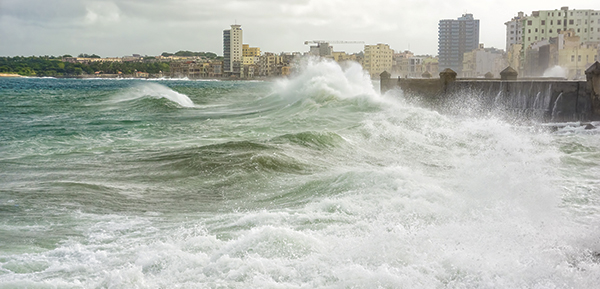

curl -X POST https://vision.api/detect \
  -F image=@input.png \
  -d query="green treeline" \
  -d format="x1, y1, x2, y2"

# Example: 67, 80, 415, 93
0, 56, 171, 77
1, 51, 220, 77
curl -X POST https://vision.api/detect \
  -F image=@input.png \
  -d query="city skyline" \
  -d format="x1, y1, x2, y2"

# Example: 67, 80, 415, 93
1, 0, 598, 57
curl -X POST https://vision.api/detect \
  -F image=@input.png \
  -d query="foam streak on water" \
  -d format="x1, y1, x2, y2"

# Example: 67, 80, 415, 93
1, 60, 600, 288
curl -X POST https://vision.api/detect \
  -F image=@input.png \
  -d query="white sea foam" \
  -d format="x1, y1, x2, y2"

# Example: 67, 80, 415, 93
110, 82, 195, 107
2, 66, 600, 288
272, 57, 380, 104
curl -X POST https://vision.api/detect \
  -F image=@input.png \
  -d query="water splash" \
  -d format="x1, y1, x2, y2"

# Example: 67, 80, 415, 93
112, 82, 195, 107
543, 66, 568, 78
272, 57, 379, 104
551, 92, 564, 121
137, 83, 195, 107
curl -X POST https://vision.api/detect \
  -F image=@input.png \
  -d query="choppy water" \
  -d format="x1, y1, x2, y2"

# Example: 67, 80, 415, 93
1, 60, 600, 288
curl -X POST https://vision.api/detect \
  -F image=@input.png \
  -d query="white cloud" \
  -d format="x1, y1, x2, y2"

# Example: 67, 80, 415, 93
84, 1, 121, 25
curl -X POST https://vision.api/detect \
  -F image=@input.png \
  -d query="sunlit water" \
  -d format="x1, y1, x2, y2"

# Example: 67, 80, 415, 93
1, 60, 599, 288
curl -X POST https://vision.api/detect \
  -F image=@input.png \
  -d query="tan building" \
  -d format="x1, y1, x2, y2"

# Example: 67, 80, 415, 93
243, 44, 261, 57
461, 44, 506, 78
558, 39, 599, 79
169, 60, 223, 79
363, 44, 393, 78
332, 51, 358, 63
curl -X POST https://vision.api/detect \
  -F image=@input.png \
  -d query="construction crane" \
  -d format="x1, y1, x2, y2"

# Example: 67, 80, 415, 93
304, 41, 364, 57
304, 40, 364, 45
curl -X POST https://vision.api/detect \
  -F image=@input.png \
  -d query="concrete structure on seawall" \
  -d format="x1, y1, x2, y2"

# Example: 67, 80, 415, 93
380, 62, 600, 122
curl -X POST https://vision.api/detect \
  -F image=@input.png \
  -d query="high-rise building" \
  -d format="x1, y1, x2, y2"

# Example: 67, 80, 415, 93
505, 12, 526, 52
438, 14, 480, 73
363, 44, 393, 78
223, 24, 243, 75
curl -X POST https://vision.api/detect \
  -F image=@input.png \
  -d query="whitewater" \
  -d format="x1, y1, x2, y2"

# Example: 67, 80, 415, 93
1, 59, 599, 288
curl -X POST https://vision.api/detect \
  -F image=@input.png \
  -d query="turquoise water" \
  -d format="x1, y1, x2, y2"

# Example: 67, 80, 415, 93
1, 60, 600, 288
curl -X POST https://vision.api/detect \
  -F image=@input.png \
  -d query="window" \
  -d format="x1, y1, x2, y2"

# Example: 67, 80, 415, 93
528, 29, 531, 33
541, 20, 546, 25
558, 20, 562, 25
535, 28, 538, 32
550, 29, 553, 33
578, 55, 581, 62
528, 20, 532, 25
542, 29, 545, 33
571, 55, 575, 62
551, 20, 553, 25
569, 20, 574, 25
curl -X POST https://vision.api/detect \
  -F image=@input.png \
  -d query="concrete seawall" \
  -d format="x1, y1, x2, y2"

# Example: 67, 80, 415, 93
381, 62, 600, 122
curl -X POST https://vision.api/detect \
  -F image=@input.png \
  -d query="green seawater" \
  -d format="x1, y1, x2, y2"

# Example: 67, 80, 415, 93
1, 60, 600, 288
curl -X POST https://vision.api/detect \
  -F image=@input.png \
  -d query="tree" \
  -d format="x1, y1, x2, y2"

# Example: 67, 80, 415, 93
78, 53, 101, 58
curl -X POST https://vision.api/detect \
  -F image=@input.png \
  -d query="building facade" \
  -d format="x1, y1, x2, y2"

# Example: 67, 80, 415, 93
461, 45, 506, 78
518, 7, 600, 51
438, 14, 480, 74
505, 12, 527, 52
363, 44, 393, 78
223, 24, 243, 76
506, 7, 600, 77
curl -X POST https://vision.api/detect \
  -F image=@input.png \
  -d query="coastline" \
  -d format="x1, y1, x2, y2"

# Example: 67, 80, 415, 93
0, 73, 23, 78
0, 74, 281, 81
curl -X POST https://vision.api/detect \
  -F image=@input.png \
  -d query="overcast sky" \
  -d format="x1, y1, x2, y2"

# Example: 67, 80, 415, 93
0, 0, 598, 57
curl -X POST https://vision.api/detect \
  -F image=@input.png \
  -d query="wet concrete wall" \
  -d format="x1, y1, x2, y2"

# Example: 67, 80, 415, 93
381, 62, 600, 122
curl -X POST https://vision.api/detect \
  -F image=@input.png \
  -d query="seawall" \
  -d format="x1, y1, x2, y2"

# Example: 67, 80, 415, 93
381, 62, 600, 122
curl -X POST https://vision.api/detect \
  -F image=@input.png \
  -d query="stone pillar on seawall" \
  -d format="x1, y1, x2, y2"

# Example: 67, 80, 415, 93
585, 62, 600, 117
379, 71, 392, 94
439, 68, 457, 93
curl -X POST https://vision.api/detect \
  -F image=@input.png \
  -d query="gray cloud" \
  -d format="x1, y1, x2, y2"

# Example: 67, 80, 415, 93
0, 0, 597, 57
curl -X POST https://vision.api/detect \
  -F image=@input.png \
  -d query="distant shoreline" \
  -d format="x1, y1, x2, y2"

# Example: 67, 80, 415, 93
0, 74, 279, 81
0, 73, 24, 78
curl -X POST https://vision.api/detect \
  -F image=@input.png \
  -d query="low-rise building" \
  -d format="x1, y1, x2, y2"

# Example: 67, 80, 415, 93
363, 43, 393, 78
461, 44, 506, 78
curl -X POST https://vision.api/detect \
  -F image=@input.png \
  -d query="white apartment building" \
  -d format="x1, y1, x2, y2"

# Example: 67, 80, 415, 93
506, 7, 600, 51
223, 24, 243, 74
363, 44, 393, 78
505, 12, 526, 51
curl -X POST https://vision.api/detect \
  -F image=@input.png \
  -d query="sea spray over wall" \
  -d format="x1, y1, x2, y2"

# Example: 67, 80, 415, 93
543, 65, 568, 78
272, 57, 379, 104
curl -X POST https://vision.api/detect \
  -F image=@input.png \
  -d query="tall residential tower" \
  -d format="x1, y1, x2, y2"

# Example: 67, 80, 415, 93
438, 14, 480, 73
223, 24, 243, 75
